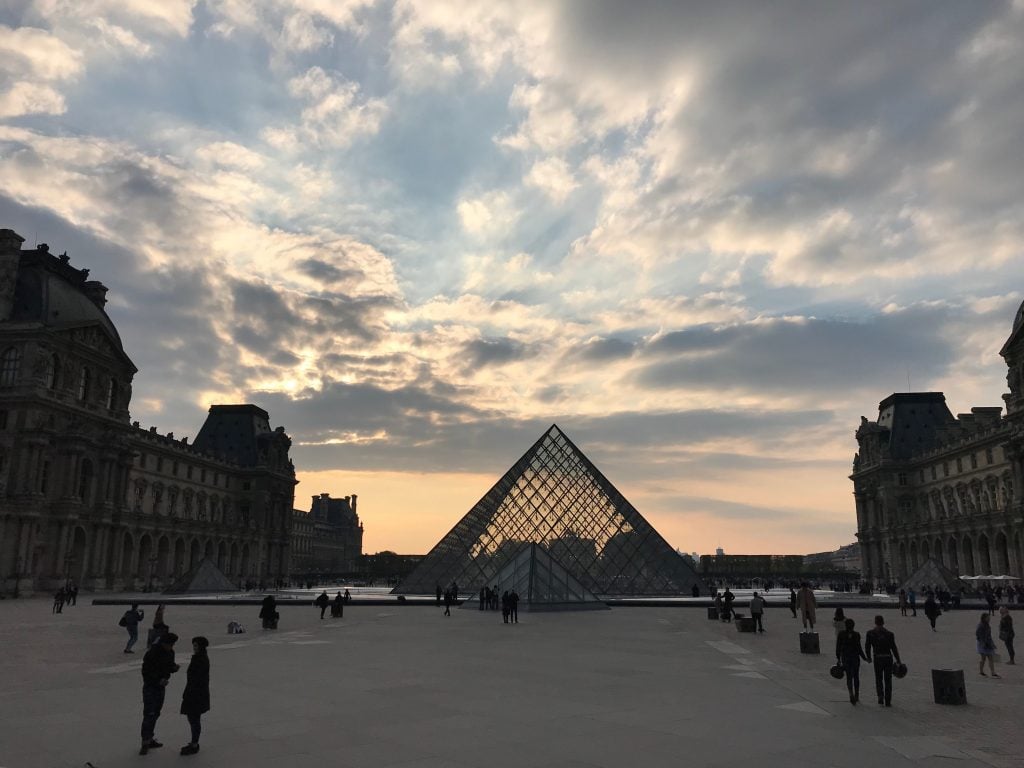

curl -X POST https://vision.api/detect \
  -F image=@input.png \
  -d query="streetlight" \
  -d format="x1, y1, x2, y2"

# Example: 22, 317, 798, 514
147, 555, 157, 592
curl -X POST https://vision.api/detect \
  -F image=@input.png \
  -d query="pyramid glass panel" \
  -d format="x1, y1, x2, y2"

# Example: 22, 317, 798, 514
394, 425, 702, 597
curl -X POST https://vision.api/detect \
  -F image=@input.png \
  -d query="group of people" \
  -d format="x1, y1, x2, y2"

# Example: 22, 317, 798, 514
313, 589, 350, 619
51, 580, 79, 613
834, 615, 903, 706
119, 603, 210, 756
436, 582, 459, 616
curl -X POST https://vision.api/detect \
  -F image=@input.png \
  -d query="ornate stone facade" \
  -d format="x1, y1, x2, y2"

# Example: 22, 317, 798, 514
852, 303, 1024, 584
0, 230, 296, 594
290, 493, 363, 576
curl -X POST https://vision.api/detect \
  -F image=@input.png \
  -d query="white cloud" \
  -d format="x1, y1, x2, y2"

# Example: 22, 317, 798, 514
0, 81, 66, 117
524, 156, 577, 203
456, 190, 519, 236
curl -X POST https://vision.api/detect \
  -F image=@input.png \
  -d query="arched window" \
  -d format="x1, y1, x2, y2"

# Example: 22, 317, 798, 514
78, 366, 90, 401
0, 347, 21, 386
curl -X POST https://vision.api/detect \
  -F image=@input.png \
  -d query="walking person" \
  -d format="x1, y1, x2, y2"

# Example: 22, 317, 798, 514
443, 587, 452, 617
140, 632, 180, 755
898, 589, 908, 617
52, 587, 65, 614
865, 615, 901, 706
908, 588, 917, 617
722, 588, 735, 622
788, 587, 797, 619
749, 592, 766, 633
67, 580, 78, 606
509, 590, 519, 624
796, 583, 817, 633
924, 592, 941, 632
835, 618, 869, 705
259, 595, 278, 629
179, 637, 210, 756
332, 591, 344, 618
314, 590, 330, 620
501, 590, 510, 623
121, 603, 145, 653
998, 606, 1015, 664
435, 584, 442, 606
977, 612, 1000, 677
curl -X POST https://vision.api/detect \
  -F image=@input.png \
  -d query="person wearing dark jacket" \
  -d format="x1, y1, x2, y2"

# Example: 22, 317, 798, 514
835, 618, 869, 704
977, 612, 999, 676
924, 593, 941, 631
140, 632, 180, 755
259, 595, 278, 629
179, 636, 210, 756
865, 615, 901, 707
332, 591, 344, 618
122, 603, 145, 653
998, 606, 1015, 664
314, 590, 330, 620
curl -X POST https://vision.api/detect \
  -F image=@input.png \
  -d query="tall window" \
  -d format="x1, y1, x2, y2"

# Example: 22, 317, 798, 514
0, 347, 21, 386
45, 353, 59, 389
106, 378, 117, 410
77, 366, 90, 401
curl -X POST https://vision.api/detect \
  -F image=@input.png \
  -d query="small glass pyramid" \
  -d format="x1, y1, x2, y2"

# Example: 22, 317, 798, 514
460, 543, 608, 611
393, 424, 702, 597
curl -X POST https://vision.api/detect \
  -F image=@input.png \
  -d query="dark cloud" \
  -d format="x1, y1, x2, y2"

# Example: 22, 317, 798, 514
636, 308, 961, 394
295, 257, 360, 284
568, 337, 635, 362
461, 337, 533, 368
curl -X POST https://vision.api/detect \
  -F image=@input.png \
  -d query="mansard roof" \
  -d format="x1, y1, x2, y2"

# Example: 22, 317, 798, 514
999, 297, 1024, 356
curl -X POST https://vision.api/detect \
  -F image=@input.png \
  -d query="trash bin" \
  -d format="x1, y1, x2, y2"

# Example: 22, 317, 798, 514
932, 669, 967, 705
799, 632, 820, 654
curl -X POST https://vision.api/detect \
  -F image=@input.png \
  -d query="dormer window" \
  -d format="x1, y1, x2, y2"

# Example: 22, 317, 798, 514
0, 346, 21, 386
78, 366, 90, 401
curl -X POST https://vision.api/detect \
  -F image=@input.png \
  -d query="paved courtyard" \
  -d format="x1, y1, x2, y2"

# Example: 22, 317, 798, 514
0, 598, 1020, 768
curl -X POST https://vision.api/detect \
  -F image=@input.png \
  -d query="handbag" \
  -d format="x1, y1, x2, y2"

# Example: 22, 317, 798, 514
118, 614, 128, 627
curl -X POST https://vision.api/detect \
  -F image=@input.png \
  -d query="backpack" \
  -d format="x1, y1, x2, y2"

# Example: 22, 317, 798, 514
118, 613, 128, 627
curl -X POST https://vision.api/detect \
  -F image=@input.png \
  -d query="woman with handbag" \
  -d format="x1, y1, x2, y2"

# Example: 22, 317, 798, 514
998, 606, 1015, 665
835, 618, 868, 704
977, 613, 1000, 677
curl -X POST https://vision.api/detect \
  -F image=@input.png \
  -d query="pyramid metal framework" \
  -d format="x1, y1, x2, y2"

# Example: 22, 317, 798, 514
460, 543, 608, 611
394, 424, 702, 597
163, 557, 240, 594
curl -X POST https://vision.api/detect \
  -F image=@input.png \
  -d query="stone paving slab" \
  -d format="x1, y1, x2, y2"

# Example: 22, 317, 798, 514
0, 599, 1020, 768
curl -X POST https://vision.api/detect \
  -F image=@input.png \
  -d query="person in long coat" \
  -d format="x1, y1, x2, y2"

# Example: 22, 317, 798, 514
796, 584, 817, 632
179, 636, 210, 756
259, 595, 278, 629
977, 612, 999, 677
924, 593, 941, 631
998, 606, 1015, 664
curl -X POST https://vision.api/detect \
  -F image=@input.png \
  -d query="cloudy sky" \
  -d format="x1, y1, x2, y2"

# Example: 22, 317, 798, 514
2, 0, 1023, 556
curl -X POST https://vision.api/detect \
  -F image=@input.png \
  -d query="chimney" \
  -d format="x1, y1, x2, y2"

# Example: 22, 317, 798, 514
83, 280, 108, 308
0, 229, 24, 321
351, 494, 357, 513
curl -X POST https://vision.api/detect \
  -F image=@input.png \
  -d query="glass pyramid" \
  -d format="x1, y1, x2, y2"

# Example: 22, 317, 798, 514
393, 424, 702, 597
460, 543, 608, 611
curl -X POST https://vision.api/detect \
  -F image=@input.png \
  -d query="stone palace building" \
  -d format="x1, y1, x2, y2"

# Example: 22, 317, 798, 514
0, 229, 296, 595
290, 492, 364, 576
852, 302, 1024, 584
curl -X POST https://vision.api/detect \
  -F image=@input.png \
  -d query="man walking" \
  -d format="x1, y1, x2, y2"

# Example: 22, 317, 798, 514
140, 632, 180, 755
865, 615, 901, 707
722, 588, 735, 622
121, 603, 145, 653
314, 590, 330, 620
509, 590, 519, 624
788, 588, 797, 618
924, 592, 941, 631
749, 592, 766, 633
908, 588, 917, 617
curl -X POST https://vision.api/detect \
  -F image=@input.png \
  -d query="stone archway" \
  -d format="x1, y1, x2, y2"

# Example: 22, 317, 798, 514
70, 526, 88, 584
217, 540, 227, 572
203, 539, 214, 562
137, 534, 153, 580
898, 542, 908, 579
241, 544, 251, 578
120, 531, 135, 586
947, 537, 959, 573
994, 532, 1009, 575
920, 539, 930, 563
189, 538, 201, 571
229, 542, 239, 576
978, 534, 992, 574
962, 535, 976, 575
156, 536, 170, 581
934, 538, 944, 567
910, 541, 919, 572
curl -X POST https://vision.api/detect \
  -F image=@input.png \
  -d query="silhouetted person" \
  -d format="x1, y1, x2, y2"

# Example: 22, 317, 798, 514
435, 584, 442, 606
865, 615, 901, 706
259, 595, 278, 629
344, 589, 351, 603
835, 618, 868, 705
977, 612, 999, 676
67, 580, 78, 606
509, 590, 519, 623
315, 590, 330, 620
788, 588, 797, 618
479, 586, 486, 611
122, 603, 145, 653
898, 588, 908, 616
502, 591, 510, 623
723, 588, 735, 622
148, 604, 168, 648
985, 589, 997, 616
52, 587, 65, 614
924, 593, 940, 631
908, 588, 917, 617
140, 632, 179, 755
832, 607, 845, 634
332, 591, 344, 618
443, 588, 452, 617
998, 606, 1015, 664
749, 592, 765, 633
691, 583, 700, 598
179, 636, 209, 756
